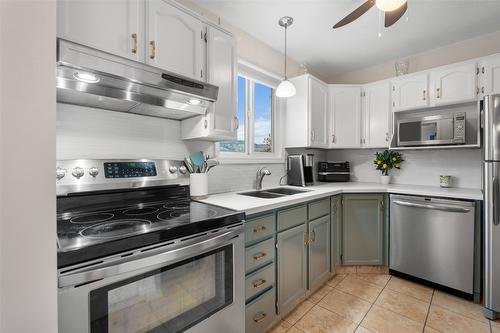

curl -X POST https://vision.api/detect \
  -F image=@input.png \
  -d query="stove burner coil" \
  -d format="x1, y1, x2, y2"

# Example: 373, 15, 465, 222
123, 207, 159, 216
80, 219, 152, 239
70, 213, 114, 224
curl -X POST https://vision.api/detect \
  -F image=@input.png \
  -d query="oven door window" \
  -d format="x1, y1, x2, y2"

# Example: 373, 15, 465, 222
89, 245, 233, 333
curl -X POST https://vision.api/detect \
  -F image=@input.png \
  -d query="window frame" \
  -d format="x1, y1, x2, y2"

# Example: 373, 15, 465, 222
216, 62, 284, 164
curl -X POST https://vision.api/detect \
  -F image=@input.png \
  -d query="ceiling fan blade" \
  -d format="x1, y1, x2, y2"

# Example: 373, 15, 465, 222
384, 1, 408, 27
333, 0, 376, 29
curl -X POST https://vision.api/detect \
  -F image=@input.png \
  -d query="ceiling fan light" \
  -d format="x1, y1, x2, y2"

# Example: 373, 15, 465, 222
375, 0, 406, 12
276, 79, 296, 98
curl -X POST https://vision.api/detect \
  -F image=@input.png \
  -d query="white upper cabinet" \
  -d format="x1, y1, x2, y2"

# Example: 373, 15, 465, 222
329, 86, 361, 148
182, 26, 237, 141
479, 54, 500, 98
285, 75, 328, 148
361, 81, 391, 148
392, 73, 429, 112
57, 0, 143, 61
146, 0, 206, 80
430, 62, 477, 106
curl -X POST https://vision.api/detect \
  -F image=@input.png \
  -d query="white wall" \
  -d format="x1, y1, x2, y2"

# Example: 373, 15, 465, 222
331, 30, 500, 84
326, 148, 482, 189
0, 1, 57, 332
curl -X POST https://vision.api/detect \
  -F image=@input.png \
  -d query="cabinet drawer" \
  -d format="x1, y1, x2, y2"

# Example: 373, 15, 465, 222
245, 214, 276, 244
246, 238, 275, 273
277, 205, 307, 231
245, 263, 275, 301
246, 288, 276, 333
309, 198, 330, 220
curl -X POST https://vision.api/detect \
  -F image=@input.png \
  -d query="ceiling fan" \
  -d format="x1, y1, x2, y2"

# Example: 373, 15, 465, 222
333, 0, 408, 29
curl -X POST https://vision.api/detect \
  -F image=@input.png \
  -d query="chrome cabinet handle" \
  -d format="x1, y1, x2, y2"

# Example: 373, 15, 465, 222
253, 312, 267, 323
494, 176, 499, 225
423, 90, 427, 101
332, 134, 336, 143
253, 279, 267, 288
253, 225, 266, 233
393, 200, 471, 213
253, 252, 267, 261
310, 230, 316, 243
149, 40, 156, 59
131, 33, 138, 54
436, 87, 441, 99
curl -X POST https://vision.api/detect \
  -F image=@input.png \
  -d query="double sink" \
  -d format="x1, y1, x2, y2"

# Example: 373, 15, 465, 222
238, 187, 310, 199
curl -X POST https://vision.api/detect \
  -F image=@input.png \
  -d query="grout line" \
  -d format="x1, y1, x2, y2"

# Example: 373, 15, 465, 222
422, 289, 436, 333
353, 273, 389, 332
490, 320, 493, 333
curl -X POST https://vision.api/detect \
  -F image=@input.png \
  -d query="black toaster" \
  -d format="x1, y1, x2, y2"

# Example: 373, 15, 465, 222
318, 161, 351, 182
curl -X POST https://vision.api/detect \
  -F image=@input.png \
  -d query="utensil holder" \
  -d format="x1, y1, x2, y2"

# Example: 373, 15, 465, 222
190, 173, 208, 199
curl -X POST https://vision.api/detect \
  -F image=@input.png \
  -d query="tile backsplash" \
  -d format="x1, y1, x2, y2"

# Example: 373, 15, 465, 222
326, 148, 482, 189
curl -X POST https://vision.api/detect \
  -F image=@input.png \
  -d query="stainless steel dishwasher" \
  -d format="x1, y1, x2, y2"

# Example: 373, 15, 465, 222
390, 194, 476, 294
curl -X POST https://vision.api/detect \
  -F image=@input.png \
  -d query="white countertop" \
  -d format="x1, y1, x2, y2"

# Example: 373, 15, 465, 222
198, 182, 483, 215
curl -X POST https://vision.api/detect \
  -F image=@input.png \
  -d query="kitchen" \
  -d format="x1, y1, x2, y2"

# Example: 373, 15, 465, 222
2, 0, 500, 333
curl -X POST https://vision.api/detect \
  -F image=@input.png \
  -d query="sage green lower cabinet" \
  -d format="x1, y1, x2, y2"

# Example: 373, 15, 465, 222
342, 194, 384, 265
331, 195, 342, 272
308, 215, 330, 290
277, 223, 307, 314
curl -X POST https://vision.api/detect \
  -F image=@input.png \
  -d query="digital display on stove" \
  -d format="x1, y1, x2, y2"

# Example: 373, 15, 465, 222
104, 162, 157, 178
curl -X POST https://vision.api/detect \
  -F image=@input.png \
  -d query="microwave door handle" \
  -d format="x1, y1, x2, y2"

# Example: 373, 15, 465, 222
392, 200, 471, 213
58, 227, 243, 288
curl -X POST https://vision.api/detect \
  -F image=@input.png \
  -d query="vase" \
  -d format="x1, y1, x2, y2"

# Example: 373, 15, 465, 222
380, 175, 391, 185
190, 173, 208, 199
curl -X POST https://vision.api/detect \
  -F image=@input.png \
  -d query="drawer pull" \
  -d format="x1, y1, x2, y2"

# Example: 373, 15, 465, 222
253, 226, 267, 233
131, 33, 138, 54
253, 252, 267, 261
253, 312, 267, 323
253, 279, 267, 289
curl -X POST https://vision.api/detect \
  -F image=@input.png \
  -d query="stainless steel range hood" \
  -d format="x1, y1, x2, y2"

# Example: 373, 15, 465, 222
56, 39, 218, 120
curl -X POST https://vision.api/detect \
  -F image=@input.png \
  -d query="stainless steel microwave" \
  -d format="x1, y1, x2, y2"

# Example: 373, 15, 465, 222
397, 113, 466, 147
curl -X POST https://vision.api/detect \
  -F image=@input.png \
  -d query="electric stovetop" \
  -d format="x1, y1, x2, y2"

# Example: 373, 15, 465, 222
57, 185, 244, 268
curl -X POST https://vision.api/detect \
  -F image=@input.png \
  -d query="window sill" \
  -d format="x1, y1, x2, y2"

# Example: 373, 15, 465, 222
216, 155, 285, 165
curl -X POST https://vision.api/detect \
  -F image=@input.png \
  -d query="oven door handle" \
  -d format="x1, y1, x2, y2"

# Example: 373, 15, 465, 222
58, 226, 243, 288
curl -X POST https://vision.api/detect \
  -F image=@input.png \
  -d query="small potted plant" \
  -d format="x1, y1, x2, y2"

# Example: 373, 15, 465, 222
374, 150, 404, 185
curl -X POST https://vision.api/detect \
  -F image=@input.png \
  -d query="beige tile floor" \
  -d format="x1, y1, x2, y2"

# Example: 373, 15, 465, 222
267, 271, 498, 333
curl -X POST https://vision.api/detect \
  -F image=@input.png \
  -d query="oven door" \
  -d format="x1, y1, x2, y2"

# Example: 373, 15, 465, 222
398, 115, 454, 146
58, 226, 245, 333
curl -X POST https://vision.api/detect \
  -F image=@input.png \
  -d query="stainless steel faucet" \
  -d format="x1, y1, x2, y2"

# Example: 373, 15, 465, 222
256, 167, 271, 190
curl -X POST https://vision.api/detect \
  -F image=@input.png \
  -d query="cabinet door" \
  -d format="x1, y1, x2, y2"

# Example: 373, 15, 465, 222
430, 62, 477, 106
206, 26, 237, 139
362, 82, 391, 148
277, 224, 307, 314
479, 55, 500, 98
308, 215, 330, 290
57, 0, 143, 61
329, 86, 361, 148
342, 194, 384, 266
392, 73, 429, 111
330, 196, 341, 272
147, 0, 205, 80
309, 77, 329, 148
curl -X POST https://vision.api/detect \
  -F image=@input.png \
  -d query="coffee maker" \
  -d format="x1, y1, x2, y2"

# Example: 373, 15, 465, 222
287, 154, 314, 186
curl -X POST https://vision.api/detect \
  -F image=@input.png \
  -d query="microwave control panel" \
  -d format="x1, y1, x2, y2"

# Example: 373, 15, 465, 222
453, 113, 466, 143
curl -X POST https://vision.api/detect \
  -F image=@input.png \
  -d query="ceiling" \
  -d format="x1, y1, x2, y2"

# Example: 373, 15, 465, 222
192, 0, 500, 81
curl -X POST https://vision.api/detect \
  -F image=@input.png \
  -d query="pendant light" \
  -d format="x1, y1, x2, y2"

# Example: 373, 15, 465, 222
276, 16, 296, 98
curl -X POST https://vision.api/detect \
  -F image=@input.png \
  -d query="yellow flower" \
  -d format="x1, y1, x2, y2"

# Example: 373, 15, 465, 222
377, 160, 381, 165
382, 164, 387, 169
395, 163, 400, 168
392, 157, 397, 161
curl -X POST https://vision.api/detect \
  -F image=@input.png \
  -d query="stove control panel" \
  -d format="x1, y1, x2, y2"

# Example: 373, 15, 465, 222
104, 162, 157, 178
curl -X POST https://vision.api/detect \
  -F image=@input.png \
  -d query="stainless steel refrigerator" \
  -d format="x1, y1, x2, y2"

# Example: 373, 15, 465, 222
484, 93, 500, 320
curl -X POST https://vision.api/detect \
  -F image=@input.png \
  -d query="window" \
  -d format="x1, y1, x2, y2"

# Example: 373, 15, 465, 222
219, 75, 277, 157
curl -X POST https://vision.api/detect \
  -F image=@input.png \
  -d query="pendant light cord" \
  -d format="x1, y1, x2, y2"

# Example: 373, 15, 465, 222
284, 25, 288, 80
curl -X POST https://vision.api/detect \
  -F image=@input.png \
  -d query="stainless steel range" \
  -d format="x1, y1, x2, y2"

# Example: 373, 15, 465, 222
56, 159, 245, 333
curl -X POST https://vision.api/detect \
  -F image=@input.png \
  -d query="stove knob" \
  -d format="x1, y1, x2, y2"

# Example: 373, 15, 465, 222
178, 165, 187, 174
88, 167, 99, 178
56, 167, 66, 181
72, 167, 85, 179
169, 166, 178, 174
